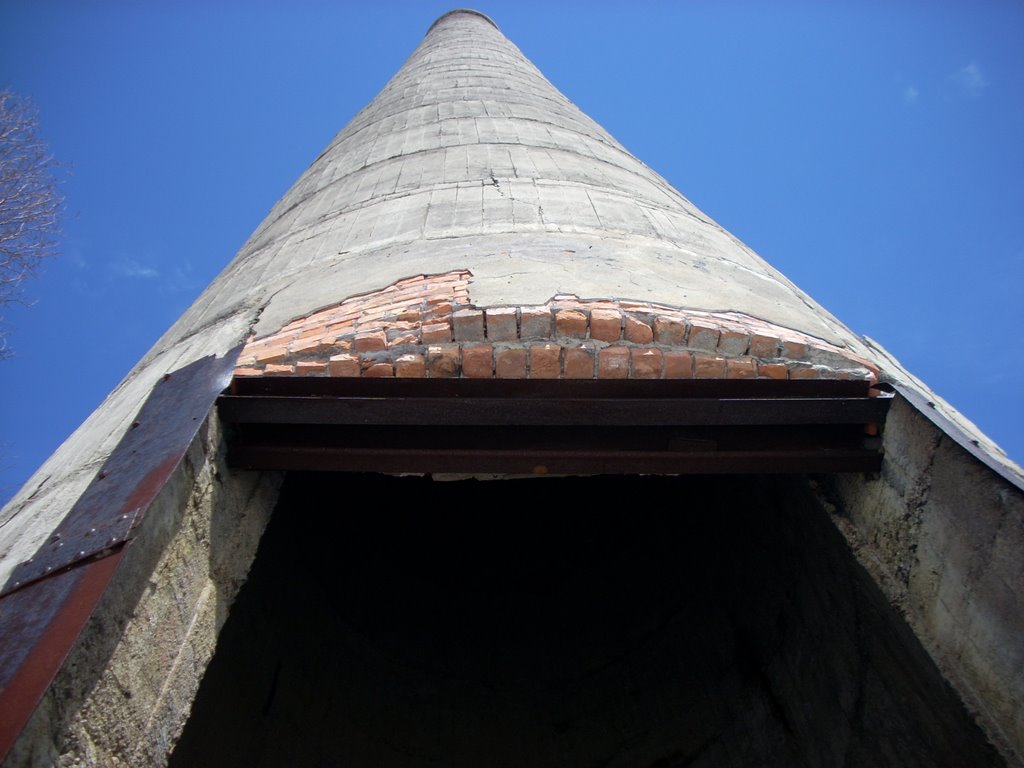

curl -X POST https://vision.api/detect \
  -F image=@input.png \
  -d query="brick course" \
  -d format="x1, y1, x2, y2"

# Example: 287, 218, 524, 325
235, 270, 879, 383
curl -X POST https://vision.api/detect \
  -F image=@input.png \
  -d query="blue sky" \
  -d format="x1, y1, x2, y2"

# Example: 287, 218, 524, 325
1, 2, 1022, 502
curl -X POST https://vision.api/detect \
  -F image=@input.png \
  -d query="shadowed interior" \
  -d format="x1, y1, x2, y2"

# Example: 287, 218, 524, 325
170, 473, 1000, 768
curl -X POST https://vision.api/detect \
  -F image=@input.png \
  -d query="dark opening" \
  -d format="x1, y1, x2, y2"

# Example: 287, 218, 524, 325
171, 473, 999, 767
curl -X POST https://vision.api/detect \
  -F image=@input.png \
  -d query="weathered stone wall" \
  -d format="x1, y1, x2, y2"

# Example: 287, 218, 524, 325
4, 416, 281, 767
823, 395, 1024, 765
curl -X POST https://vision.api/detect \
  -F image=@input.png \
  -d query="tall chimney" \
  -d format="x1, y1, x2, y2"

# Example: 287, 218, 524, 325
1, 10, 1020, 766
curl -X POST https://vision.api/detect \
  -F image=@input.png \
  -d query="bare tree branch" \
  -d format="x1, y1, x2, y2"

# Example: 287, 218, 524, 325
0, 88, 65, 355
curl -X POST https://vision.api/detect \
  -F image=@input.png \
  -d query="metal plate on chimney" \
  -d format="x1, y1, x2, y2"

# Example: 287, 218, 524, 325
1, 348, 240, 597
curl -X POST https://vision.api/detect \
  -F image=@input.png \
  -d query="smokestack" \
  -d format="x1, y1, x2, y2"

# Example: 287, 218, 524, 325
1, 9, 1020, 766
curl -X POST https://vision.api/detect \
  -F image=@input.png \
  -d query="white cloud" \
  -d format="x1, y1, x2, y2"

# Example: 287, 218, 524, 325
108, 258, 159, 279
950, 62, 987, 93
903, 84, 919, 104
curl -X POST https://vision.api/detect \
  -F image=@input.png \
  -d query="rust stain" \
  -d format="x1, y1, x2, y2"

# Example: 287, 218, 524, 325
0, 548, 125, 763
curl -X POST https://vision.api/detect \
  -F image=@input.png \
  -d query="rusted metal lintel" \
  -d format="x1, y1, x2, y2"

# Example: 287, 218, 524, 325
220, 378, 888, 475
230, 376, 872, 399
218, 393, 890, 427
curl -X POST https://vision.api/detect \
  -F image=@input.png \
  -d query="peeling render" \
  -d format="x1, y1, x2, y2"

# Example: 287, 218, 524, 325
235, 271, 878, 382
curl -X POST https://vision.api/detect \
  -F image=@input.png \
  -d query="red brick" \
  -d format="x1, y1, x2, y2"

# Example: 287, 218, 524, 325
624, 316, 654, 344
519, 307, 552, 339
589, 308, 622, 342
289, 337, 327, 356
630, 348, 662, 378
264, 363, 295, 376
233, 367, 263, 377
254, 345, 288, 365
426, 345, 460, 377
780, 339, 808, 360
382, 319, 420, 332
389, 295, 416, 309
529, 343, 561, 379
421, 321, 451, 343
693, 353, 727, 378
452, 309, 485, 341
748, 333, 779, 359
718, 330, 749, 356
297, 324, 329, 339
326, 321, 356, 338
425, 298, 453, 311
295, 361, 328, 375
353, 330, 387, 352
495, 348, 527, 378
757, 362, 788, 380
485, 307, 518, 341
387, 329, 420, 346
598, 346, 630, 379
563, 346, 595, 378
688, 320, 720, 351
422, 304, 453, 321
356, 307, 388, 323
328, 353, 360, 377
462, 344, 494, 378
618, 300, 653, 312
394, 354, 426, 378
554, 309, 588, 339
362, 362, 394, 378
653, 316, 687, 346
726, 356, 757, 379
663, 351, 693, 379
789, 365, 820, 379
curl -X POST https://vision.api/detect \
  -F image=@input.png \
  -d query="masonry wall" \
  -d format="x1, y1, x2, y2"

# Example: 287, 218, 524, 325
170, 472, 1000, 768
3, 416, 281, 767
823, 395, 1024, 765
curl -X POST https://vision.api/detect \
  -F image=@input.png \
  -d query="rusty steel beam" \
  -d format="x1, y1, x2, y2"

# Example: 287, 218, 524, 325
219, 379, 888, 475
218, 391, 890, 428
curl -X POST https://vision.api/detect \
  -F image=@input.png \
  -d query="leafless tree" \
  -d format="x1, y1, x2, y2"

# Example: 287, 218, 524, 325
0, 88, 64, 354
